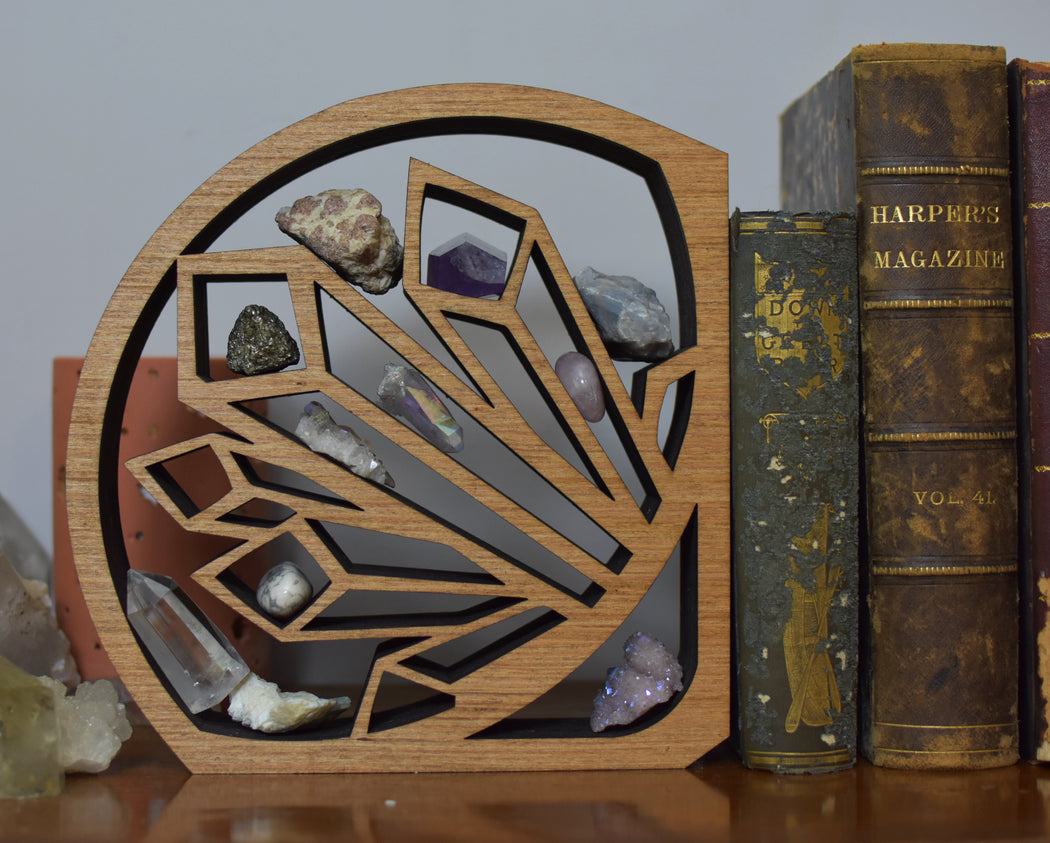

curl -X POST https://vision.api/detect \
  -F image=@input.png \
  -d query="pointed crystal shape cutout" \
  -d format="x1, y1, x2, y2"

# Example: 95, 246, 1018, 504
125, 569, 249, 714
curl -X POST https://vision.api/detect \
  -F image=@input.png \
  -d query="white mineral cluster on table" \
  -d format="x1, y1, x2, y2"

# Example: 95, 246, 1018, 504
227, 673, 351, 733
590, 632, 684, 732
37, 676, 133, 773
295, 400, 395, 487
256, 561, 312, 619
276, 188, 404, 294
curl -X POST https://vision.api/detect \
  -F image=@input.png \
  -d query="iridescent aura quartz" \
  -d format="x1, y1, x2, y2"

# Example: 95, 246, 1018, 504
377, 364, 464, 453
590, 632, 683, 732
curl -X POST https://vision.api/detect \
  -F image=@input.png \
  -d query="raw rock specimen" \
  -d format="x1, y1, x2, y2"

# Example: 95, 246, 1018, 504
427, 232, 508, 298
574, 266, 674, 360
227, 673, 351, 733
276, 188, 404, 294
295, 401, 395, 487
0, 491, 53, 589
0, 547, 79, 687
125, 569, 249, 714
37, 676, 132, 774
226, 304, 300, 375
377, 364, 463, 453
0, 656, 63, 798
256, 561, 312, 619
590, 632, 684, 732
555, 351, 606, 422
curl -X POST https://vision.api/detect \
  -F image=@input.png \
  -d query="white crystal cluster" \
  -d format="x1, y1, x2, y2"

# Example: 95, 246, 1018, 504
296, 401, 395, 487
37, 676, 133, 773
276, 188, 403, 294
227, 673, 351, 733
590, 632, 683, 732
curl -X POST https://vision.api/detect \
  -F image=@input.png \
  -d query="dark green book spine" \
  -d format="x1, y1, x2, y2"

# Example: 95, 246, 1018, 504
731, 210, 860, 773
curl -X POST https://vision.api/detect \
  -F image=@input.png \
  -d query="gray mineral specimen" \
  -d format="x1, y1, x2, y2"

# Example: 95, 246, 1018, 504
226, 305, 301, 375
0, 548, 78, 687
276, 188, 404, 294
574, 266, 674, 360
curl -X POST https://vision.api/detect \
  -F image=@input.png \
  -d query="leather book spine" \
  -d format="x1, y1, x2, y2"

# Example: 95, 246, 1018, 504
731, 210, 860, 773
1010, 58, 1050, 762
781, 44, 1019, 770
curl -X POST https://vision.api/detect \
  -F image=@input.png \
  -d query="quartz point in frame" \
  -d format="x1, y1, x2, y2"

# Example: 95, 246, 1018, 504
125, 569, 249, 714
295, 401, 395, 487
377, 364, 464, 453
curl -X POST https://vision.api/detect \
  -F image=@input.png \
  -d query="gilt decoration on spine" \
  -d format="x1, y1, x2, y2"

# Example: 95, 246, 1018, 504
731, 211, 859, 774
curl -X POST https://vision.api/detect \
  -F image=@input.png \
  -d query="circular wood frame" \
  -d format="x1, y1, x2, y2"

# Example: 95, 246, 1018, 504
67, 84, 729, 773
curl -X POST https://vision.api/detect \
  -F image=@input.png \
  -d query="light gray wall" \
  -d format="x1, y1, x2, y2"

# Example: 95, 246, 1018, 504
3, 1, 1045, 560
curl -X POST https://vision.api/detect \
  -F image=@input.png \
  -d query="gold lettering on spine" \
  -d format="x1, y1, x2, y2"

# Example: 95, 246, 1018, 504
752, 253, 847, 398
870, 250, 1006, 270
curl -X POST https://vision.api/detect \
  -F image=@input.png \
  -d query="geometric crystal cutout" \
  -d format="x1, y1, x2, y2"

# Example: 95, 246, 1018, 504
125, 569, 249, 714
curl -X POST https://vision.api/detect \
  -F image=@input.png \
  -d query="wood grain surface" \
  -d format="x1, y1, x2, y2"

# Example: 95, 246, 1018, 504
66, 84, 729, 773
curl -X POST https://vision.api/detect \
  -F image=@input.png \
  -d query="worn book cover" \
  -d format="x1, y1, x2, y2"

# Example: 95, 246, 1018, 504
781, 43, 1019, 770
1011, 58, 1050, 762
731, 210, 859, 773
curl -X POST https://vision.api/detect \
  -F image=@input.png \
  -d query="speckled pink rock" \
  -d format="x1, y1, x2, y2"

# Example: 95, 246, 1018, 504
276, 188, 403, 294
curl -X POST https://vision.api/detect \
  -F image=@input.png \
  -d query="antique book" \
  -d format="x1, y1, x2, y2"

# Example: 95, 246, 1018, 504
731, 211, 860, 773
1010, 58, 1050, 762
781, 43, 1019, 769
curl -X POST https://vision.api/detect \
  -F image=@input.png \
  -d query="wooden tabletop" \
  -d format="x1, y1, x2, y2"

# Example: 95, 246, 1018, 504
4, 724, 1050, 842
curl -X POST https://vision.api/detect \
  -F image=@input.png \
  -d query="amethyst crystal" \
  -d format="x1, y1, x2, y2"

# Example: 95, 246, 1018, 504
427, 233, 508, 299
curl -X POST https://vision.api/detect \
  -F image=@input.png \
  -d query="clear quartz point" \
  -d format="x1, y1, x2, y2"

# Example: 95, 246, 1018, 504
125, 569, 249, 714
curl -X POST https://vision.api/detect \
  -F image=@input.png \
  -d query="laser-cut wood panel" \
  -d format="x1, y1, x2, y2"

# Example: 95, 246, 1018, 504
66, 84, 729, 773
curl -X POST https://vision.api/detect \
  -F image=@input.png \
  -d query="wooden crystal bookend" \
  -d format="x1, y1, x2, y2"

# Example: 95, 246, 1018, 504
66, 84, 729, 773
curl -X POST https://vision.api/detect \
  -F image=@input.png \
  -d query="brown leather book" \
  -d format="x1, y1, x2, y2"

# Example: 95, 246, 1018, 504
730, 210, 860, 773
1011, 58, 1050, 762
781, 44, 1019, 769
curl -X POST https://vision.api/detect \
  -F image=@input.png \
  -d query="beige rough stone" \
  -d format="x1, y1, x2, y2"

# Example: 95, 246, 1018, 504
227, 673, 351, 733
276, 188, 403, 294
